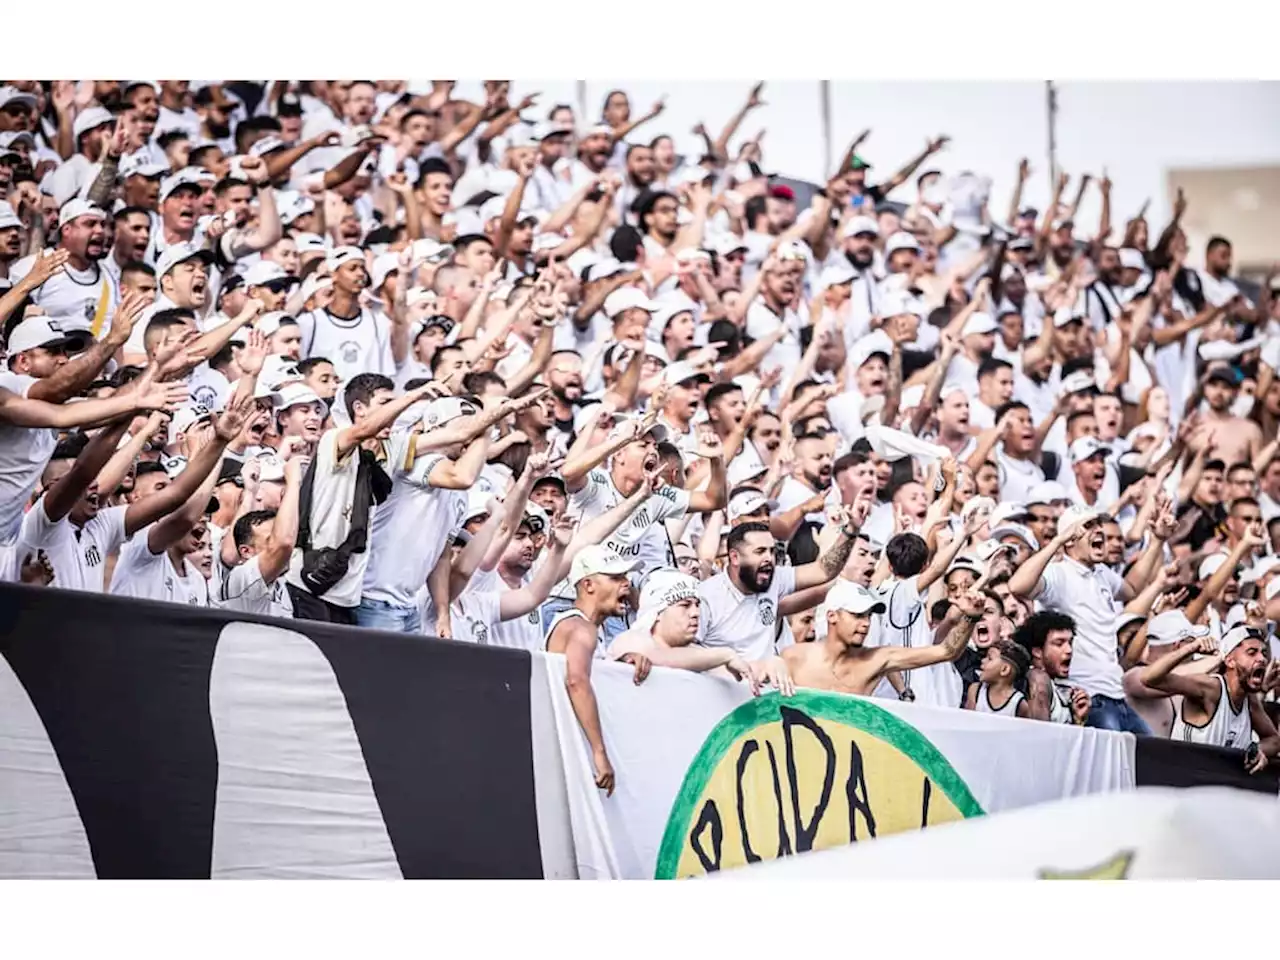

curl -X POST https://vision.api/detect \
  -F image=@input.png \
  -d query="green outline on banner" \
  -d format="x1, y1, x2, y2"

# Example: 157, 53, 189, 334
654, 690, 985, 879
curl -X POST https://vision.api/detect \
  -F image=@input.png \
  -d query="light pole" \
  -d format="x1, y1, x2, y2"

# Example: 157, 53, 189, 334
1046, 80, 1059, 198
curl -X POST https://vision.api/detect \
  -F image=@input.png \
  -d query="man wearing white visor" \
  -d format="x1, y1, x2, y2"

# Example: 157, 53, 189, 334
781, 578, 983, 695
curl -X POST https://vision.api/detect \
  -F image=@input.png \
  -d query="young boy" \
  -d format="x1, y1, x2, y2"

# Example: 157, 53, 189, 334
965, 638, 1032, 718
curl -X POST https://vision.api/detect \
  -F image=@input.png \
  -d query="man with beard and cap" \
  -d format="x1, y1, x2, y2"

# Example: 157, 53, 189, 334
1009, 502, 1175, 733
145, 168, 207, 264
1122, 609, 1228, 737
1015, 610, 1091, 725
546, 544, 650, 797
783, 579, 983, 696
696, 506, 865, 664
1143, 625, 1280, 771
8, 200, 117, 339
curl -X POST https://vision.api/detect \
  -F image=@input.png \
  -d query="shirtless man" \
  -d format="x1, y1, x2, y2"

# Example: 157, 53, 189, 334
607, 570, 792, 693
1121, 609, 1222, 737
545, 545, 651, 796
782, 579, 983, 696
1196, 364, 1262, 467
1141, 625, 1280, 772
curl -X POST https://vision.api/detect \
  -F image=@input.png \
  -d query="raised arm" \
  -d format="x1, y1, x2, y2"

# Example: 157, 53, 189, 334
877, 135, 950, 196
1005, 158, 1030, 228
1008, 526, 1074, 601
95, 412, 167, 500
712, 84, 764, 162
257, 455, 304, 582
39, 418, 131, 523
333, 381, 436, 461
793, 506, 860, 590
878, 592, 981, 674
0, 374, 185, 430
1139, 635, 1221, 701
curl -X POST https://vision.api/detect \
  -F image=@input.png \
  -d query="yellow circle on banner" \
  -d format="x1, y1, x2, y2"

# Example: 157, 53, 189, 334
656, 691, 984, 879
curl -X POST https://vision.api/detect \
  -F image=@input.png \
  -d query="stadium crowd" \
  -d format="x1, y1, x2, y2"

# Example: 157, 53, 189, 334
1, 79, 1278, 795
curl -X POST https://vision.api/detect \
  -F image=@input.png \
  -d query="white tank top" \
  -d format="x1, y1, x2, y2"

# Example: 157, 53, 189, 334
545, 608, 607, 660
1047, 680, 1074, 724
1170, 675, 1253, 749
976, 684, 1025, 718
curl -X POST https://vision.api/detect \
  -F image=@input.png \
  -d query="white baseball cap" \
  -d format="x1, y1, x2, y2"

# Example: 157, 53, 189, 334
0, 86, 37, 113
260, 354, 303, 391
326, 246, 366, 271
990, 523, 1039, 552
1060, 370, 1097, 395
713, 234, 749, 257
841, 215, 880, 239
167, 404, 213, 446
155, 241, 213, 279
1119, 248, 1146, 271
1069, 436, 1112, 465
256, 452, 287, 484
5, 315, 77, 355
159, 168, 207, 204
249, 136, 287, 158
569, 545, 641, 586
0, 201, 20, 231
408, 238, 455, 266
277, 381, 326, 414
120, 155, 169, 180
1221, 624, 1258, 658
635, 570, 699, 631
1242, 556, 1280, 584
662, 360, 712, 387
586, 258, 631, 283
256, 311, 296, 338
728, 488, 776, 523
604, 287, 660, 319
72, 107, 115, 141
1053, 306, 1085, 329
848, 329, 894, 369
422, 395, 479, 430
1146, 610, 1209, 647
961, 311, 998, 338
1057, 504, 1104, 540
370, 251, 401, 291
57, 199, 107, 229
607, 415, 669, 445
819, 579, 887, 617
294, 233, 328, 256
1198, 553, 1231, 581
819, 263, 857, 289
242, 260, 289, 287
520, 502, 549, 535
1027, 480, 1071, 506
883, 231, 921, 257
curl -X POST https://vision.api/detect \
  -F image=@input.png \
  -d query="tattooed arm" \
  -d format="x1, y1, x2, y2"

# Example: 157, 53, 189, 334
794, 524, 858, 590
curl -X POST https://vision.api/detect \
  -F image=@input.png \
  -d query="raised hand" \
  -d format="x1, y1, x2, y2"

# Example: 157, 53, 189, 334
238, 328, 268, 377
238, 155, 269, 185
1017, 158, 1031, 181
386, 171, 412, 196
154, 330, 207, 380
648, 95, 666, 118
927, 134, 951, 153
694, 426, 724, 460
746, 82, 765, 110
215, 392, 255, 442
135, 379, 190, 413
505, 386, 551, 414
19, 550, 55, 587
1173, 187, 1187, 218
27, 247, 71, 289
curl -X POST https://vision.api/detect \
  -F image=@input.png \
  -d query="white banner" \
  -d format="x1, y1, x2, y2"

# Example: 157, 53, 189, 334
712, 787, 1280, 880
540, 655, 1136, 880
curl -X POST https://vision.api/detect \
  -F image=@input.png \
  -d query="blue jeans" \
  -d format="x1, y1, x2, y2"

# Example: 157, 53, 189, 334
1086, 695, 1152, 736
354, 597, 422, 634
538, 596, 628, 645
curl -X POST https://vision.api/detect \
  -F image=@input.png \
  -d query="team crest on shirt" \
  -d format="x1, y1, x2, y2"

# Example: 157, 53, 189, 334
341, 341, 360, 365
191, 384, 218, 409
472, 620, 490, 645
758, 599, 776, 626
527, 610, 540, 625
84, 545, 101, 567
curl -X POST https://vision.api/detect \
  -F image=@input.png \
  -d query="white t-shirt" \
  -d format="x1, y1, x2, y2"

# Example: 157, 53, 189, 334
217, 554, 293, 619
0, 372, 59, 544
460, 566, 544, 651
284, 429, 382, 609
19, 499, 127, 594
9, 254, 117, 338
110, 527, 209, 607
744, 299, 803, 385
878, 574, 962, 709
567, 469, 690, 580
361, 447, 467, 610
777, 476, 825, 526
1037, 557, 1126, 700
995, 446, 1045, 504
296, 306, 395, 383
697, 566, 798, 661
